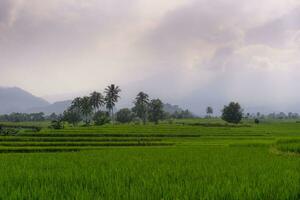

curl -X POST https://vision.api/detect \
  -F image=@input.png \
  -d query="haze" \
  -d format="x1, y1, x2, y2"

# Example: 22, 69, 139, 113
1, 0, 300, 114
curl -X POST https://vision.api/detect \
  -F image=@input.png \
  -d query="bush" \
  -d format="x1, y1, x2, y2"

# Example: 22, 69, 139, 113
49, 120, 64, 129
221, 102, 243, 124
62, 109, 81, 126
0, 128, 19, 135
116, 108, 134, 123
133, 117, 142, 125
93, 111, 110, 126
254, 119, 260, 124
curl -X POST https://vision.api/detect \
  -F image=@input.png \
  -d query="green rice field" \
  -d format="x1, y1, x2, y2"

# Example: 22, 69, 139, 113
0, 119, 299, 199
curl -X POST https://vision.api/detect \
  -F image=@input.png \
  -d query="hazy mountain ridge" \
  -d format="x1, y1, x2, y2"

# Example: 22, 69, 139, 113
0, 87, 50, 114
26, 100, 72, 115
1, 87, 296, 115
0, 87, 188, 115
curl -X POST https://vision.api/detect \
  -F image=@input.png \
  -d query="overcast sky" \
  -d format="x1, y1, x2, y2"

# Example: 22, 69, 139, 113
1, 0, 300, 113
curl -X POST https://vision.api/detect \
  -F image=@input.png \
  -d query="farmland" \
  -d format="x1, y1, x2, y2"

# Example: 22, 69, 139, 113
0, 119, 299, 199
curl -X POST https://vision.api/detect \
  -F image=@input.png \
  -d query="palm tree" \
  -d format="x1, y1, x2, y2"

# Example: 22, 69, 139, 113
90, 91, 104, 113
132, 92, 149, 125
104, 84, 121, 122
70, 97, 82, 113
80, 96, 93, 125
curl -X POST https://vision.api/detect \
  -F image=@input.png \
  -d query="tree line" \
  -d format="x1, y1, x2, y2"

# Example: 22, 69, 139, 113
0, 112, 58, 122
62, 87, 174, 126
2, 84, 298, 126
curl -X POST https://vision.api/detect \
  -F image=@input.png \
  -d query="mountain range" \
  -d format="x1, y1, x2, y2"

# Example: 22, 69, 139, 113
0, 87, 71, 114
0, 87, 185, 115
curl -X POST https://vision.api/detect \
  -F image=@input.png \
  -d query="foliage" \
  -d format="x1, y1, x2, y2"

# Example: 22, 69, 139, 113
80, 96, 93, 125
206, 106, 213, 116
49, 120, 64, 130
0, 119, 300, 198
116, 108, 134, 123
0, 127, 19, 135
148, 99, 164, 124
132, 92, 149, 124
47, 113, 59, 121
62, 109, 81, 126
222, 102, 243, 124
90, 91, 104, 112
104, 84, 121, 121
0, 112, 45, 122
171, 110, 194, 119
93, 111, 111, 126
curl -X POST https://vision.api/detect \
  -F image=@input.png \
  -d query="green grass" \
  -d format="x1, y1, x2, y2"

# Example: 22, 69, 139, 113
0, 147, 299, 199
275, 139, 300, 154
0, 119, 299, 199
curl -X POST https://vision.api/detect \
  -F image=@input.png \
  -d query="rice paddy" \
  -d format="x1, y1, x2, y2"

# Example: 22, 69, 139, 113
0, 119, 299, 199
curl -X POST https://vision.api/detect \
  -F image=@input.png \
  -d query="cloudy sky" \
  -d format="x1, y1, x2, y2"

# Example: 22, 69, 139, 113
1, 0, 300, 114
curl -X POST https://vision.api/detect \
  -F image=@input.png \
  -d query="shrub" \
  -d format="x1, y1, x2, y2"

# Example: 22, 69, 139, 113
0, 128, 19, 135
116, 108, 134, 123
93, 111, 110, 125
49, 120, 64, 129
133, 117, 142, 125
62, 109, 81, 126
254, 119, 260, 124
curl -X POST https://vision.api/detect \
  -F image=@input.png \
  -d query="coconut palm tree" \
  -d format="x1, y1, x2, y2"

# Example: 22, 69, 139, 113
132, 92, 149, 125
104, 84, 121, 122
80, 96, 93, 125
90, 91, 104, 113
70, 97, 82, 113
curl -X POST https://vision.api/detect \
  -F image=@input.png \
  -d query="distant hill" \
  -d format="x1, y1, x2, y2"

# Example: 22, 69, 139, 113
27, 100, 72, 115
0, 87, 50, 114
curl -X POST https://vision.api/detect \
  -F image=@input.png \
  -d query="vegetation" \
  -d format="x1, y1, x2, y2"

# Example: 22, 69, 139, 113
148, 99, 164, 124
2, 86, 300, 198
49, 119, 64, 130
62, 109, 81, 126
206, 106, 213, 117
0, 112, 46, 122
116, 108, 134, 123
104, 84, 121, 122
132, 92, 149, 124
0, 119, 299, 199
89, 91, 104, 112
93, 111, 111, 125
171, 109, 195, 119
222, 102, 243, 124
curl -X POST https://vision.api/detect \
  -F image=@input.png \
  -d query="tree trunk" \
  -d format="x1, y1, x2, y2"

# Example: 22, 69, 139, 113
111, 108, 114, 124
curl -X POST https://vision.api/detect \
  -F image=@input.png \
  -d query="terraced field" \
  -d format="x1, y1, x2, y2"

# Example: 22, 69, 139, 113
0, 120, 299, 199
0, 123, 275, 152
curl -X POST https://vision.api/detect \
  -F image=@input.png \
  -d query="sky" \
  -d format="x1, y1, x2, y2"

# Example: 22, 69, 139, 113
1, 0, 300, 114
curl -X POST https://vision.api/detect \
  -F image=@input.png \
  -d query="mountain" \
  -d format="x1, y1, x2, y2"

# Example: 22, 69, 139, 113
26, 100, 72, 114
0, 87, 50, 114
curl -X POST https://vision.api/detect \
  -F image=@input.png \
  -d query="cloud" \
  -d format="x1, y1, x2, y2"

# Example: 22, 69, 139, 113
246, 6, 300, 48
1, 0, 300, 114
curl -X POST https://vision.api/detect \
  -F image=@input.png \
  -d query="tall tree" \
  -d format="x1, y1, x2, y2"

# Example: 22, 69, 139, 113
90, 91, 104, 112
148, 99, 164, 124
132, 92, 149, 125
221, 102, 243, 124
206, 106, 213, 117
70, 97, 82, 112
62, 109, 81, 126
80, 96, 93, 125
104, 84, 121, 122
